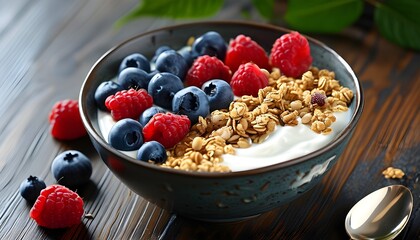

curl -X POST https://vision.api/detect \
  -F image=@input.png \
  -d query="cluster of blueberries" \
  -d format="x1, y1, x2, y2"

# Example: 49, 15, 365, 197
94, 31, 235, 164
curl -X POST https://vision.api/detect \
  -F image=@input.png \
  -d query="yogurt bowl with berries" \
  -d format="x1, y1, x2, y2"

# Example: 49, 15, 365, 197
80, 21, 363, 221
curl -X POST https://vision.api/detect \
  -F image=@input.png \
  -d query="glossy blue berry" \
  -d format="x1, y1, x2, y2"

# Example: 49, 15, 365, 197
202, 79, 234, 112
108, 119, 143, 151
119, 53, 150, 73
155, 50, 188, 80
94, 81, 124, 111
19, 175, 46, 203
139, 106, 166, 126
178, 46, 198, 67
172, 86, 210, 124
148, 72, 184, 111
51, 150, 92, 187
117, 67, 150, 90
137, 141, 167, 163
192, 31, 227, 61
151, 45, 172, 63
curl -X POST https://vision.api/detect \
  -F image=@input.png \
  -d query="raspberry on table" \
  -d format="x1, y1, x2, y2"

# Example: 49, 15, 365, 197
142, 112, 190, 148
105, 88, 153, 121
48, 99, 87, 140
230, 62, 269, 97
269, 31, 312, 78
185, 55, 231, 87
225, 34, 271, 72
30, 185, 84, 229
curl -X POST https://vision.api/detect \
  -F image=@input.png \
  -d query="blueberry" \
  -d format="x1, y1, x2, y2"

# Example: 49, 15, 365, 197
19, 175, 46, 202
202, 79, 234, 112
178, 46, 198, 67
172, 86, 210, 124
148, 72, 184, 110
108, 118, 143, 151
192, 31, 227, 61
155, 50, 188, 80
117, 67, 150, 90
51, 150, 92, 187
119, 53, 150, 73
94, 81, 124, 111
151, 45, 172, 63
139, 106, 166, 126
137, 141, 167, 163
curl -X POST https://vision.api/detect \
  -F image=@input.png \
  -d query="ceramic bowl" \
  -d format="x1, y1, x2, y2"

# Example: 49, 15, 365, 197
79, 21, 363, 221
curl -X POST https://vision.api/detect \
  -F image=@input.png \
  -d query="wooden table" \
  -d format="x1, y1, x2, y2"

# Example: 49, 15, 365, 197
0, 0, 419, 239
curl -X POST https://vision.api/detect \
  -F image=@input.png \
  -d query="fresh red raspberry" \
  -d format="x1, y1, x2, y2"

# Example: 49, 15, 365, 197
30, 185, 84, 229
185, 55, 231, 87
48, 99, 87, 140
230, 62, 268, 97
105, 89, 153, 121
225, 34, 271, 72
142, 112, 190, 148
269, 31, 312, 78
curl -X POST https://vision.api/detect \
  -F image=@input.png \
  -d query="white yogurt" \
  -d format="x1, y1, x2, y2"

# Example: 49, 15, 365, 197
97, 109, 352, 171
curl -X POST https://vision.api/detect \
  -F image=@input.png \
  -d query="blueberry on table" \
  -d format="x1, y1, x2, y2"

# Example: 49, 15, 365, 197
19, 175, 46, 203
117, 67, 150, 90
51, 150, 92, 187
192, 31, 227, 61
108, 118, 144, 151
155, 50, 188, 80
137, 141, 167, 164
94, 81, 124, 111
148, 72, 184, 111
119, 53, 150, 73
139, 106, 166, 126
202, 79, 234, 112
172, 86, 210, 124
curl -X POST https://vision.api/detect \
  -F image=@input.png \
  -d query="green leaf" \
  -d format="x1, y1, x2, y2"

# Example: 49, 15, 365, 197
374, 0, 420, 50
251, 0, 275, 19
284, 0, 363, 33
116, 0, 224, 26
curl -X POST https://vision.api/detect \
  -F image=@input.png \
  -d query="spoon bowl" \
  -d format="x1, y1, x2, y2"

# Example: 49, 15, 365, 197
345, 185, 413, 240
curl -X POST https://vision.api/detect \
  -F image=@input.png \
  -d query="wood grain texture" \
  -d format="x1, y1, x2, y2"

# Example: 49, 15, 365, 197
0, 0, 419, 239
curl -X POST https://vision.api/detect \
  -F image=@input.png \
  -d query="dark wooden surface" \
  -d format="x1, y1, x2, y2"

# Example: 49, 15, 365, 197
0, 0, 419, 239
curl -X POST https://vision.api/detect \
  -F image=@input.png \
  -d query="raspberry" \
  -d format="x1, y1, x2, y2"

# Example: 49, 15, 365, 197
142, 112, 190, 148
48, 99, 87, 140
30, 185, 84, 229
269, 31, 312, 78
225, 34, 271, 72
185, 55, 231, 87
230, 62, 268, 97
105, 89, 153, 121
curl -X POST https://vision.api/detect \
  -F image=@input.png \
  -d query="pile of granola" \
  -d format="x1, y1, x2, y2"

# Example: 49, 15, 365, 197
161, 67, 354, 172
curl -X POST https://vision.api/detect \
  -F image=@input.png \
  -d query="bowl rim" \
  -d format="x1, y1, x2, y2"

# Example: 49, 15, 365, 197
80, 20, 364, 179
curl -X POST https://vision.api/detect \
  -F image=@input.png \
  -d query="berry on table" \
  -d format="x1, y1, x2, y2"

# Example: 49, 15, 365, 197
269, 31, 312, 78
48, 99, 87, 140
119, 53, 150, 73
172, 86, 210, 124
117, 67, 150, 90
185, 55, 231, 87
147, 72, 184, 111
137, 141, 167, 163
155, 50, 188, 80
225, 34, 271, 72
51, 150, 92, 187
30, 185, 84, 229
108, 118, 144, 151
230, 62, 269, 97
105, 89, 153, 121
139, 106, 166, 127
142, 112, 190, 149
94, 81, 124, 111
19, 175, 47, 203
192, 31, 227, 61
202, 79, 234, 112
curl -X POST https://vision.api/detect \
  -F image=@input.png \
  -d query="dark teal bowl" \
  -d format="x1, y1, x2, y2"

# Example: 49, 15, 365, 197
79, 21, 363, 221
